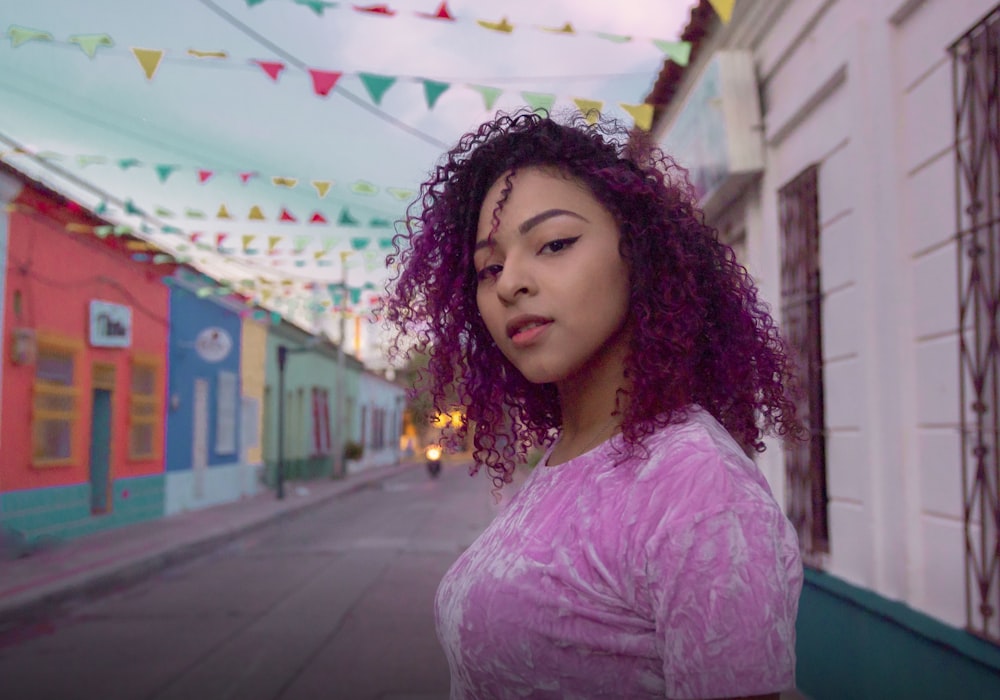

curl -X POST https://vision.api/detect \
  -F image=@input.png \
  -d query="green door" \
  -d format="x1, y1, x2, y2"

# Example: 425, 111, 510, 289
89, 388, 112, 513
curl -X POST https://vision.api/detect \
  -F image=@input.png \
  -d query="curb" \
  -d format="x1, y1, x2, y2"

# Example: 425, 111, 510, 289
0, 462, 422, 628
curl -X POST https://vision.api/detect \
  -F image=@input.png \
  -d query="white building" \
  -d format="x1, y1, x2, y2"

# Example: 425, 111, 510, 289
649, 0, 1000, 695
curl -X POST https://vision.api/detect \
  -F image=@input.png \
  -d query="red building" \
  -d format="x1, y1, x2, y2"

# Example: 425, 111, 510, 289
0, 164, 171, 545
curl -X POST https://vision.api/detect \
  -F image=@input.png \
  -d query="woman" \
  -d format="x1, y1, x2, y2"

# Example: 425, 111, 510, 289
384, 111, 804, 699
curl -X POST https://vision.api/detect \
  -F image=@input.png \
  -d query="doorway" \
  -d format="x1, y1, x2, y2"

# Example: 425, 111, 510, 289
89, 362, 116, 514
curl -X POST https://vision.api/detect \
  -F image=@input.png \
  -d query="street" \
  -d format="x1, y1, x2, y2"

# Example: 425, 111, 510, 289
0, 462, 503, 700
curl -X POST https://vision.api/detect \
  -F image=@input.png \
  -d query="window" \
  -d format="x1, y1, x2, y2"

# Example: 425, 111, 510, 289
952, 5, 1000, 644
32, 339, 80, 466
129, 356, 163, 460
311, 387, 332, 456
215, 370, 238, 455
778, 164, 830, 560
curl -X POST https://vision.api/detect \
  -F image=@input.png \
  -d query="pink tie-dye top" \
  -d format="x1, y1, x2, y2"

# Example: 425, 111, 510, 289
435, 406, 802, 699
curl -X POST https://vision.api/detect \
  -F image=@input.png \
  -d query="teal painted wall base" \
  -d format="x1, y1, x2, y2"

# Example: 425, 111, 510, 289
798, 568, 1000, 699
262, 455, 336, 485
0, 475, 165, 550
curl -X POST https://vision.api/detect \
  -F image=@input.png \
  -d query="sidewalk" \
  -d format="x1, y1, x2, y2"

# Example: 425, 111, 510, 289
0, 461, 422, 627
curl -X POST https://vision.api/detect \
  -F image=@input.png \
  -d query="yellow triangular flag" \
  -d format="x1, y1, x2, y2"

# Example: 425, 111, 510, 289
272, 176, 298, 188
542, 22, 575, 34
217, 204, 232, 219
242, 235, 255, 251
131, 47, 164, 80
248, 205, 266, 220
187, 49, 228, 59
573, 98, 603, 124
477, 17, 514, 33
312, 180, 332, 198
267, 235, 282, 252
620, 103, 654, 131
708, 0, 736, 24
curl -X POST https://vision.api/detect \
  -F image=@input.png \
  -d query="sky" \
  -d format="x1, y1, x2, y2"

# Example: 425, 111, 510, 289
0, 0, 699, 364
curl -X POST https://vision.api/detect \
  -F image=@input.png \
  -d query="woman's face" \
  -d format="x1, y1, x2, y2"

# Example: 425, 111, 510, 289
473, 167, 631, 388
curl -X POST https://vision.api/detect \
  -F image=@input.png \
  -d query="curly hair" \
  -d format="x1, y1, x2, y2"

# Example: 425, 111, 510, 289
384, 110, 802, 488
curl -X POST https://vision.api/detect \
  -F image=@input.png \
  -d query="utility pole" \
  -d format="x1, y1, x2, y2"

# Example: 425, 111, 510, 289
276, 345, 288, 499
332, 251, 350, 479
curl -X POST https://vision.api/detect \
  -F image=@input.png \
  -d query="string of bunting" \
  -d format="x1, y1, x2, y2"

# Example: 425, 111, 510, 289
0, 144, 416, 203
242, 1, 735, 42
4, 26, 658, 128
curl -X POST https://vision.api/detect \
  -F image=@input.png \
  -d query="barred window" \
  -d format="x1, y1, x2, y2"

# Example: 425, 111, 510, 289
33, 341, 79, 466
129, 358, 162, 460
952, 4, 1000, 644
779, 164, 830, 560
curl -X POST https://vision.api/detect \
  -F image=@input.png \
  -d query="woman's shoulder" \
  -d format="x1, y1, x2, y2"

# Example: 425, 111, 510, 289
629, 405, 778, 518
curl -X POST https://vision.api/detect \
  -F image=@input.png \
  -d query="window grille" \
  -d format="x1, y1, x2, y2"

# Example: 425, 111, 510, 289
778, 164, 830, 559
128, 359, 162, 460
952, 3, 1000, 644
32, 343, 79, 466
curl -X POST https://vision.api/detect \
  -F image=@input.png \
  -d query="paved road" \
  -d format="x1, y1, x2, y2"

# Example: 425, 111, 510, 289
0, 462, 503, 700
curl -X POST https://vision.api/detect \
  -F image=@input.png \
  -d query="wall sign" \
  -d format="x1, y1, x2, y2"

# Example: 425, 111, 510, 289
195, 327, 232, 363
89, 300, 132, 348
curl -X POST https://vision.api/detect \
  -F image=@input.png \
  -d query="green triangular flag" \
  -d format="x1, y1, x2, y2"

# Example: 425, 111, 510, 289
423, 79, 450, 109
359, 73, 396, 106
7, 26, 53, 48
338, 208, 360, 226
386, 187, 414, 201
124, 199, 144, 215
378, 237, 394, 249
349, 287, 362, 303
521, 92, 555, 115
369, 218, 392, 228
470, 84, 502, 111
245, 0, 268, 6
68, 33, 114, 58
293, 0, 336, 16
94, 201, 108, 215
155, 164, 178, 182
595, 32, 631, 43
652, 40, 692, 66
94, 225, 113, 238
118, 158, 140, 170
350, 237, 369, 250
155, 206, 174, 217
350, 180, 378, 195
292, 235, 309, 253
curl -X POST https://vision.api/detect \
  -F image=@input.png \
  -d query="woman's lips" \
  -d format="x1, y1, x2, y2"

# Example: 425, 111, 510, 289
510, 320, 552, 347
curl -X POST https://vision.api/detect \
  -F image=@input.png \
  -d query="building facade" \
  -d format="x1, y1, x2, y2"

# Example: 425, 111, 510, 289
650, 0, 1000, 695
353, 370, 406, 473
0, 168, 168, 544
163, 270, 259, 515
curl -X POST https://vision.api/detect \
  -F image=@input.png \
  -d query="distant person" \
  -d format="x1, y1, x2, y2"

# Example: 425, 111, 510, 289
383, 110, 804, 700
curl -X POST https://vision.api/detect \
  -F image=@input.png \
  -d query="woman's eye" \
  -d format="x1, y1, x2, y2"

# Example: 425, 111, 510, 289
477, 264, 503, 281
540, 237, 579, 254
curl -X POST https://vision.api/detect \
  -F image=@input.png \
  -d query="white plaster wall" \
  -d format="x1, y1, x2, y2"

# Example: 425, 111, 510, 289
164, 463, 259, 516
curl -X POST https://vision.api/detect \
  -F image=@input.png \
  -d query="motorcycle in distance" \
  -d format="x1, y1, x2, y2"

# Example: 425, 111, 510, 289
425, 444, 443, 478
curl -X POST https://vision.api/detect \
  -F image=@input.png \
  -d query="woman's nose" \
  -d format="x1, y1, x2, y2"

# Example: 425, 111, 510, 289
495, 256, 534, 303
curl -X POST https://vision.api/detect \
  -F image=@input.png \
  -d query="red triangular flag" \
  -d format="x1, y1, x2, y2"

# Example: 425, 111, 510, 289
279, 208, 297, 222
417, 1, 455, 20
216, 233, 228, 248
308, 69, 342, 97
239, 171, 258, 184
190, 232, 203, 243
353, 4, 395, 16
254, 60, 286, 82
198, 169, 213, 183
309, 211, 328, 224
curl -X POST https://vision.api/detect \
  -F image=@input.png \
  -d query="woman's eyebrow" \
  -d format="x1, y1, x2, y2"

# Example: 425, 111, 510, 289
473, 208, 589, 252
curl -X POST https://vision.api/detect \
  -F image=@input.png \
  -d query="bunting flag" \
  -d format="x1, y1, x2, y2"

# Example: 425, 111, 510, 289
267, 235, 282, 253
155, 164, 178, 182
242, 235, 256, 252
198, 169, 214, 183
417, 1, 454, 20
118, 158, 141, 170
350, 180, 378, 195
386, 187, 413, 201
312, 180, 332, 198
359, 72, 396, 105
155, 206, 174, 217
596, 32, 631, 43
239, 171, 258, 184
542, 22, 575, 35
470, 84, 502, 111
350, 237, 370, 251
292, 235, 310, 253
254, 60, 286, 82
279, 208, 297, 222
310, 211, 328, 224
709, 0, 736, 24
272, 176, 298, 188
478, 17, 514, 33
339, 208, 360, 226
294, 0, 337, 15
652, 40, 692, 66
188, 49, 228, 59
309, 68, 342, 96
131, 47, 164, 80
423, 79, 450, 109
353, 4, 395, 16
573, 98, 603, 124
68, 33, 113, 58
7, 26, 53, 48
217, 204, 232, 219
620, 103, 654, 131
522, 92, 555, 115
248, 205, 266, 220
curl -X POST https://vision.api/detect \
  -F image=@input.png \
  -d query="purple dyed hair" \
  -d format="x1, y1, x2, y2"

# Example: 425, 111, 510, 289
384, 110, 802, 488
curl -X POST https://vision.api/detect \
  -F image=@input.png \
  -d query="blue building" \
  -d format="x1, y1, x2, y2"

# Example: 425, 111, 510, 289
164, 270, 257, 515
